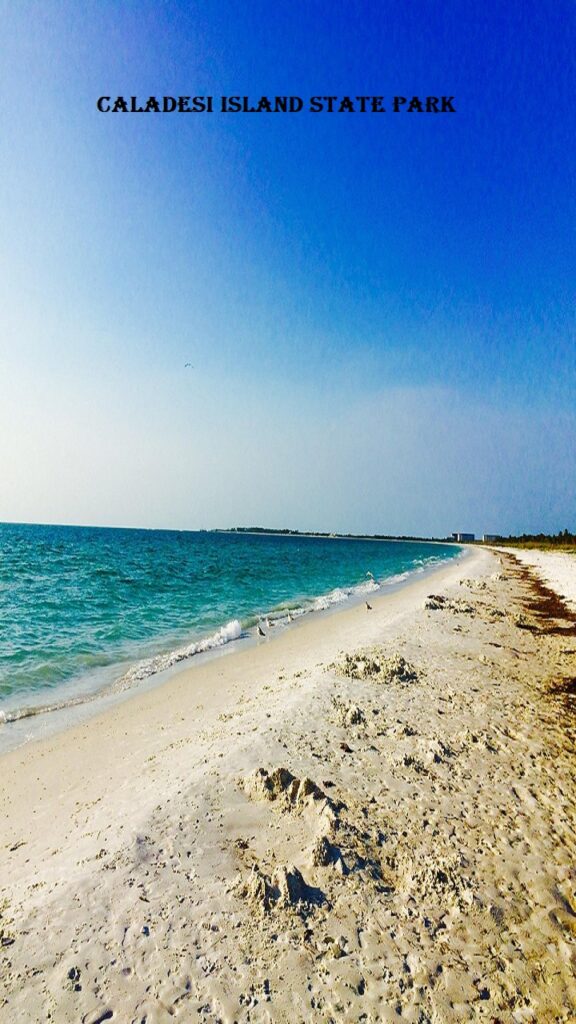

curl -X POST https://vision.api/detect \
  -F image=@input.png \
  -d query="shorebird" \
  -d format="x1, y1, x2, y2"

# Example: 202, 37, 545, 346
257, 624, 266, 637
366, 601, 373, 611
184, 362, 194, 368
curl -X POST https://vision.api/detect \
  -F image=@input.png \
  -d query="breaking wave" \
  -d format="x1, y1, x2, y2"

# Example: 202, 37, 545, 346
114, 619, 243, 689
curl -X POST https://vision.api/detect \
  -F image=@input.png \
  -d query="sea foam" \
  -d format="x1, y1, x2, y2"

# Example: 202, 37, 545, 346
115, 618, 243, 690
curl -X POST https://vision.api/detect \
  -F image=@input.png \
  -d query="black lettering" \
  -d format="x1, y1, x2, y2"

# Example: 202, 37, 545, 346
407, 97, 424, 112
426, 97, 440, 112
144, 97, 160, 112
310, 97, 323, 111
97, 97, 110, 112
112, 97, 128, 112
338, 97, 355, 112
371, 96, 386, 112
441, 96, 456, 112
393, 96, 406, 112
163, 96, 177, 112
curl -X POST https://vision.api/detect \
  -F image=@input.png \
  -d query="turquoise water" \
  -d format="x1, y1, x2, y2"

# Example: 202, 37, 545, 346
0, 523, 461, 721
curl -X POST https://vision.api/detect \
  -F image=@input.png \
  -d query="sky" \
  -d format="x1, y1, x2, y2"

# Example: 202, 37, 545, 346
0, 0, 574, 536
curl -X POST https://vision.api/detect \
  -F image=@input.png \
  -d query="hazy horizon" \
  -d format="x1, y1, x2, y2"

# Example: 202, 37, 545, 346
0, 518, 570, 542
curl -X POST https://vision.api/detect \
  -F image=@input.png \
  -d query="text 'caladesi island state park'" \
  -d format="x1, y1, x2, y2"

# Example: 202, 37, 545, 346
96, 95, 456, 114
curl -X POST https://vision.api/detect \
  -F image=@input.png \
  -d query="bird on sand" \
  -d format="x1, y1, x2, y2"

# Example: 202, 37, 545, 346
366, 601, 373, 611
257, 624, 266, 637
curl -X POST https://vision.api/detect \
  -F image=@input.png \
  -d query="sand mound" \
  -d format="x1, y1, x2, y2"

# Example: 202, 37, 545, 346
425, 594, 475, 614
238, 863, 323, 914
405, 854, 476, 913
0, 901, 15, 949
332, 698, 366, 726
311, 834, 347, 873
275, 864, 323, 908
460, 578, 488, 590
244, 767, 330, 812
335, 649, 419, 684
239, 864, 276, 912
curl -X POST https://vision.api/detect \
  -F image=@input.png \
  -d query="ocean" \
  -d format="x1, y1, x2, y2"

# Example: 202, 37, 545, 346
0, 523, 461, 732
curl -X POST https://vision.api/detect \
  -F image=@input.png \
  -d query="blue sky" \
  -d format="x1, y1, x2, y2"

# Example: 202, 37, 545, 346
1, 0, 574, 535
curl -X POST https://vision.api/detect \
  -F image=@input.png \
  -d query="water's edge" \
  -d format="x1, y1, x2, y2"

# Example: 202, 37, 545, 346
0, 546, 469, 754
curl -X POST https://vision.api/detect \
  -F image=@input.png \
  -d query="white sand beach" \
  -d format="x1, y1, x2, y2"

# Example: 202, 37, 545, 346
1, 546, 575, 1023
498, 547, 576, 610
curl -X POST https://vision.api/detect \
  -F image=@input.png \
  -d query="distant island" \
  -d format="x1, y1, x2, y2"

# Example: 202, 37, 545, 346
218, 526, 576, 550
218, 527, 456, 543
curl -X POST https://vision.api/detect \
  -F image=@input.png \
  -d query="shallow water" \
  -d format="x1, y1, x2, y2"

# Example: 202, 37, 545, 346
0, 523, 461, 722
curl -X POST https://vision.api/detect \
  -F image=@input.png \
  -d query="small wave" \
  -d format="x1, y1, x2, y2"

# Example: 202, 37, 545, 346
380, 570, 411, 586
310, 576, 380, 612
114, 619, 243, 690
0, 692, 92, 725
311, 587, 348, 611
0, 619, 244, 728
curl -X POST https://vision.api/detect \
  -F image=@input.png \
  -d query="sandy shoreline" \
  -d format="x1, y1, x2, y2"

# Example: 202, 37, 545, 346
0, 545, 466, 757
1, 546, 575, 1022
496, 547, 576, 610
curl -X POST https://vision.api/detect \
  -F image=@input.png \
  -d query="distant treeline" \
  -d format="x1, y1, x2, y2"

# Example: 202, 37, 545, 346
222, 527, 444, 542
221, 526, 576, 548
496, 529, 576, 546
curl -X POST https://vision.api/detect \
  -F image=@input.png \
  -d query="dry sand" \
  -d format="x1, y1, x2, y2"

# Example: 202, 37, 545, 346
1, 546, 575, 1023
498, 548, 576, 611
